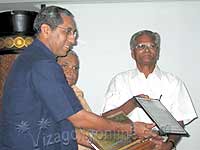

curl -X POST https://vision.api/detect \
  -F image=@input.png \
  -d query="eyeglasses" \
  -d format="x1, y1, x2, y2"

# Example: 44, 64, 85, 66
56, 26, 78, 38
135, 43, 157, 51
61, 63, 80, 71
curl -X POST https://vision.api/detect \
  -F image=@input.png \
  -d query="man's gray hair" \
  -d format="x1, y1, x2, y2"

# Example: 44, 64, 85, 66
67, 50, 78, 59
33, 6, 74, 33
129, 30, 161, 52
56, 50, 79, 64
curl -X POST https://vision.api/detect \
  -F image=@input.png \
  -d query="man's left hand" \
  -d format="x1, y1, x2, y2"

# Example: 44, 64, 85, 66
152, 140, 174, 150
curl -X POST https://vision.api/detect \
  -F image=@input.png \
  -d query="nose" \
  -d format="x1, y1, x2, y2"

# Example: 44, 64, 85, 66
65, 67, 73, 74
65, 68, 77, 78
67, 33, 76, 46
144, 46, 150, 52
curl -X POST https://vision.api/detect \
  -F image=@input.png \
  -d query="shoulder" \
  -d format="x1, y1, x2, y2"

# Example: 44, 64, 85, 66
72, 85, 84, 99
107, 69, 137, 88
111, 69, 137, 81
21, 42, 58, 71
32, 60, 61, 76
160, 69, 184, 86
30, 59, 65, 85
72, 85, 84, 94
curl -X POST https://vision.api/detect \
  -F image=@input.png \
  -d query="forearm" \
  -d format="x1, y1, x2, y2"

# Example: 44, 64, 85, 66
68, 109, 161, 139
68, 110, 131, 133
102, 97, 137, 117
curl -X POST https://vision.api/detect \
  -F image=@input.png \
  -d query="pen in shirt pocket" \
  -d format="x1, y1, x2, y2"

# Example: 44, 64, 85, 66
155, 94, 162, 101
158, 94, 162, 101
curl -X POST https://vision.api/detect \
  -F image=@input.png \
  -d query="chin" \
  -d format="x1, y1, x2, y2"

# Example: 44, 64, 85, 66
67, 80, 73, 86
68, 83, 72, 86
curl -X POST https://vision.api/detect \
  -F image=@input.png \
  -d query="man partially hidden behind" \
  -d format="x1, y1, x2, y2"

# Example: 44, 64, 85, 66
57, 50, 92, 149
102, 30, 197, 150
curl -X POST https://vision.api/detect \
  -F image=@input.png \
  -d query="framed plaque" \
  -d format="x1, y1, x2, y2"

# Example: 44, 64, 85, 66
135, 97, 189, 136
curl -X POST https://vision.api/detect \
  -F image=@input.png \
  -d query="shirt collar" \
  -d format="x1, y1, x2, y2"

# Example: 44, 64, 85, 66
33, 39, 57, 61
132, 65, 162, 80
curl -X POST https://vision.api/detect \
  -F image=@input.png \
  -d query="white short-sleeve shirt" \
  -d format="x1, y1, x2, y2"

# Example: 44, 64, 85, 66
102, 66, 197, 125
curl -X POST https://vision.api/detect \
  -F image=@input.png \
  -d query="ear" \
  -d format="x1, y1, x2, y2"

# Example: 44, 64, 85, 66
156, 49, 160, 61
131, 49, 135, 60
40, 24, 51, 38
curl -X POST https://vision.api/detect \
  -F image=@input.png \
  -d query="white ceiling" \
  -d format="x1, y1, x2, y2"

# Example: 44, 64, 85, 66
0, 0, 199, 4
0, 0, 199, 12
0, 0, 153, 12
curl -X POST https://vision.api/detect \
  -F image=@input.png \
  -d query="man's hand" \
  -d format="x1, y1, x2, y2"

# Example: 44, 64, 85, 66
135, 94, 151, 100
151, 140, 174, 150
134, 122, 162, 140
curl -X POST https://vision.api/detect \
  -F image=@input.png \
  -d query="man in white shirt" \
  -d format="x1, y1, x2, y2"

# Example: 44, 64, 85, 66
102, 30, 197, 150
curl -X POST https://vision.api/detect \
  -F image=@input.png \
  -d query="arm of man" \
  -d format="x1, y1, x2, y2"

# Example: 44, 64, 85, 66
102, 97, 138, 117
68, 109, 162, 139
101, 94, 150, 117
152, 121, 184, 150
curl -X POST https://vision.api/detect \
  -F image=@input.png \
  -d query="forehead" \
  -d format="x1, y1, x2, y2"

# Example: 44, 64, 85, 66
136, 34, 155, 43
61, 15, 76, 29
58, 54, 78, 64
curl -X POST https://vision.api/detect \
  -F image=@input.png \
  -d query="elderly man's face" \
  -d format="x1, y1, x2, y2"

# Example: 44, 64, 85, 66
131, 34, 158, 66
45, 15, 77, 57
57, 54, 79, 86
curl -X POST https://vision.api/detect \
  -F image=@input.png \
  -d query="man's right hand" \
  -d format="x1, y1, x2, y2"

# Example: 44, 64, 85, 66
134, 122, 162, 140
135, 94, 151, 100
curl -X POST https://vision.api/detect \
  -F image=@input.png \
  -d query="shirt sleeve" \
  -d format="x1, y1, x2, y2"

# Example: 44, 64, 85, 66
30, 60, 83, 122
102, 74, 132, 113
170, 79, 197, 125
